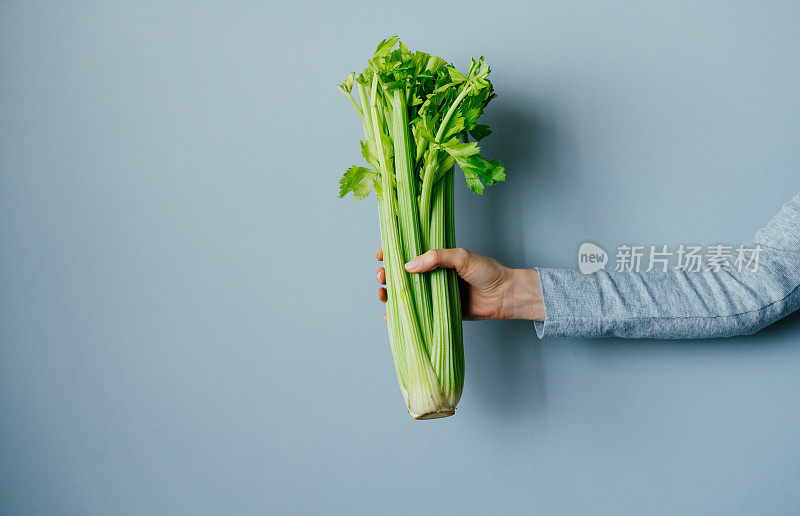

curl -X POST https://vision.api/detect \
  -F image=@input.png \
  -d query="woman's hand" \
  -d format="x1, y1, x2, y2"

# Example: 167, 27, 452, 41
376, 247, 545, 321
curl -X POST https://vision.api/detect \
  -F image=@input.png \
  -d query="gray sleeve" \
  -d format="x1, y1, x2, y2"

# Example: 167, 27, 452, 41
534, 193, 800, 339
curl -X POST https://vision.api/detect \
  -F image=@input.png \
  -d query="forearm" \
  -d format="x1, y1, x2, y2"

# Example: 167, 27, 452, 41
500, 268, 546, 321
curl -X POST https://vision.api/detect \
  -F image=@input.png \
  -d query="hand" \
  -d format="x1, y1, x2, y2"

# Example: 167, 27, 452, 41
376, 247, 545, 321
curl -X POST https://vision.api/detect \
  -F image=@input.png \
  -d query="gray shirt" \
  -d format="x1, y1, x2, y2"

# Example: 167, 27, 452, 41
535, 193, 800, 339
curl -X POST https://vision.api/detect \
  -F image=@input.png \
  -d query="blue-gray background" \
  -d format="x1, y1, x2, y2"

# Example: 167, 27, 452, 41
2, 1, 798, 514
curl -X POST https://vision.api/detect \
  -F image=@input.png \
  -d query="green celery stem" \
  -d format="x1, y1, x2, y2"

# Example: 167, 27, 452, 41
390, 89, 434, 347
428, 177, 459, 406
443, 168, 464, 402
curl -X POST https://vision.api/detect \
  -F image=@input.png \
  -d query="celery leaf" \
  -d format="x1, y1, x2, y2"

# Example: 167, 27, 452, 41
339, 166, 376, 200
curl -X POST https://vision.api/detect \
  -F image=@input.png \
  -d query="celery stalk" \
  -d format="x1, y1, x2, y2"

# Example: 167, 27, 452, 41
338, 36, 504, 419
389, 89, 434, 347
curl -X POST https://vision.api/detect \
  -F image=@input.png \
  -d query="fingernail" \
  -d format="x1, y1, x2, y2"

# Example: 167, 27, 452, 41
405, 259, 420, 271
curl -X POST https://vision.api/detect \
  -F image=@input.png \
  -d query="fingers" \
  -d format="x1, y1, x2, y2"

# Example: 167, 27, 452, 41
376, 249, 386, 305
377, 247, 387, 321
376, 267, 386, 302
404, 248, 472, 274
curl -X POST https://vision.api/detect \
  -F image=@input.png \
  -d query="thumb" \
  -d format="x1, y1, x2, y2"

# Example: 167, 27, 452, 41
405, 248, 471, 274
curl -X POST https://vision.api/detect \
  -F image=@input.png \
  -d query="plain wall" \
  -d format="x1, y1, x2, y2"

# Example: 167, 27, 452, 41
2, 1, 799, 514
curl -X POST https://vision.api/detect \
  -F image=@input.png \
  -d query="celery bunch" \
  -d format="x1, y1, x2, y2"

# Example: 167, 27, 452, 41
338, 36, 505, 419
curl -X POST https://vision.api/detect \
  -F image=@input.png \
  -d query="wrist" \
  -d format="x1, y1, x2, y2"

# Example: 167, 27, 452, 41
503, 268, 545, 321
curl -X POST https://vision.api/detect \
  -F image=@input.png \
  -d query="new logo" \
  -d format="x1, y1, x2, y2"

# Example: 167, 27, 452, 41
578, 242, 608, 274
